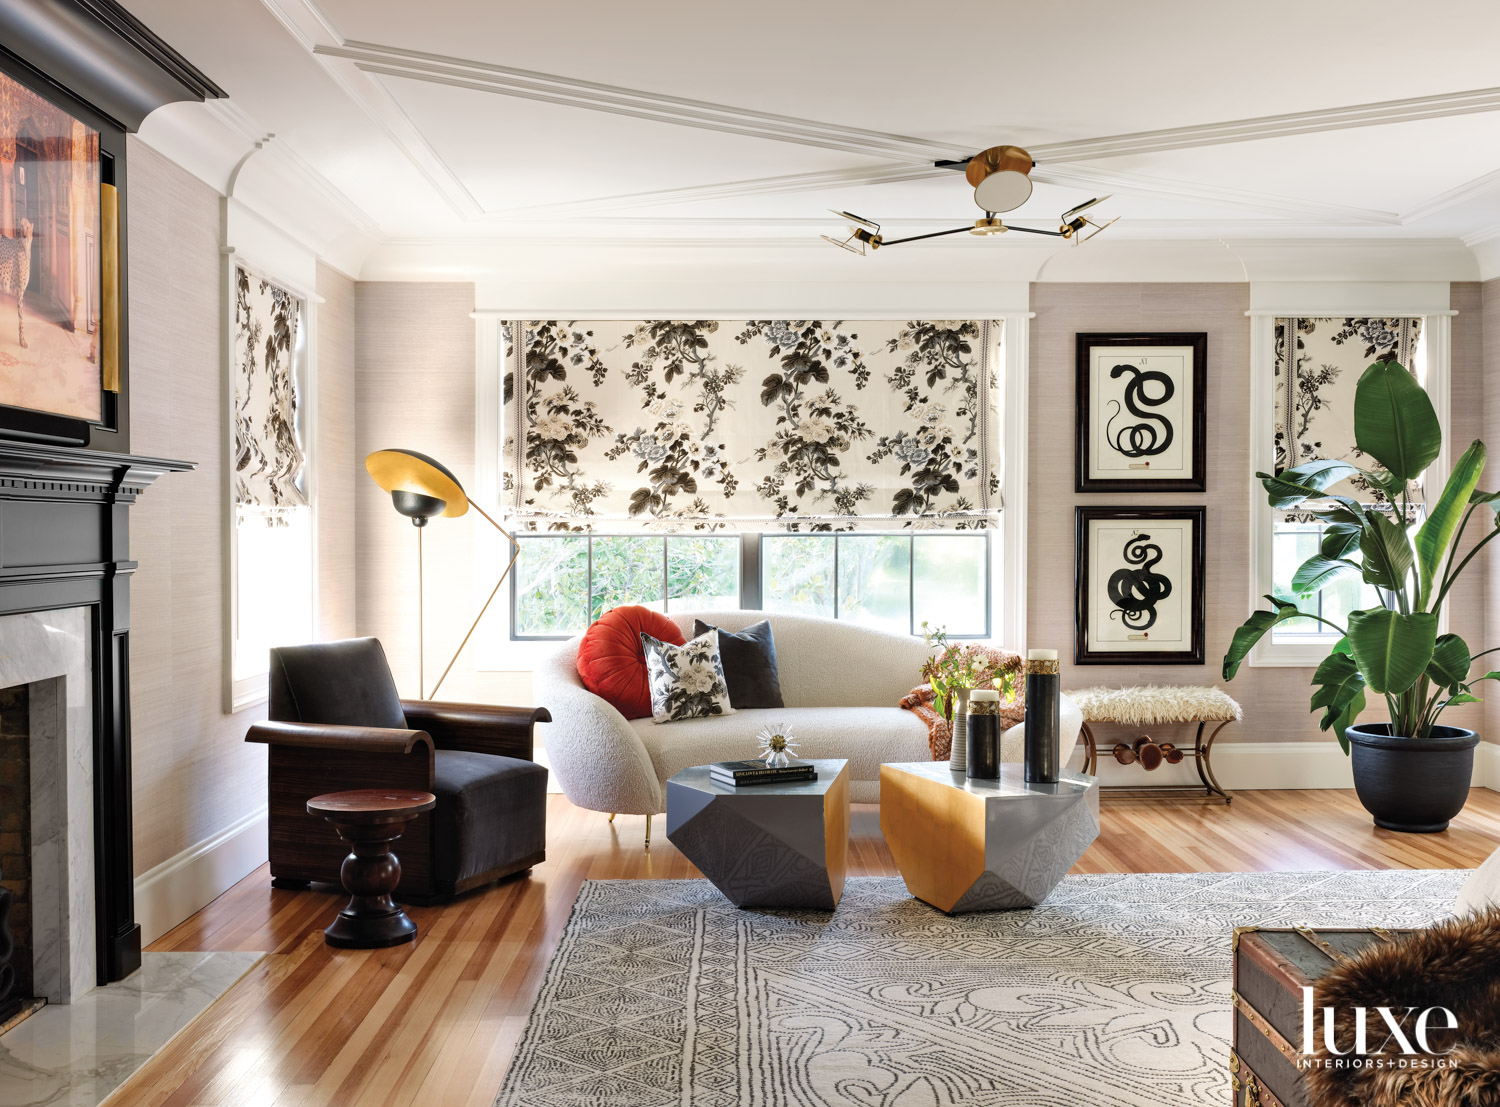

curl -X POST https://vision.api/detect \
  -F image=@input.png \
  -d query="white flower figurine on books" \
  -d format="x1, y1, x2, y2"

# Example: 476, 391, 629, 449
755, 723, 800, 768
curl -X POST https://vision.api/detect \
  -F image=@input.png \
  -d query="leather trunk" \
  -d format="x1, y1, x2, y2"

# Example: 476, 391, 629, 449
1231, 926, 1406, 1107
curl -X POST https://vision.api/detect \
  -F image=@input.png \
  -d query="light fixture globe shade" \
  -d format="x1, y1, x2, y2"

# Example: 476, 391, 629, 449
973, 171, 1032, 213
365, 448, 470, 520
965, 144, 1035, 214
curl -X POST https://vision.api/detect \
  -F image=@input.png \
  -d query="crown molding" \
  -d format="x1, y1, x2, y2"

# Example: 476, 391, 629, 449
1401, 167, 1500, 225
206, 100, 382, 239
1033, 164, 1398, 225
1032, 84, 1500, 162
257, 0, 482, 218
495, 164, 947, 218
316, 40, 966, 163
135, 96, 381, 277
1462, 222, 1500, 248
499, 161, 1402, 227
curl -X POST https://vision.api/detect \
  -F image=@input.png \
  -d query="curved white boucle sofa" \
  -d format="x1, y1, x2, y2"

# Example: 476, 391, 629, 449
534, 609, 1084, 814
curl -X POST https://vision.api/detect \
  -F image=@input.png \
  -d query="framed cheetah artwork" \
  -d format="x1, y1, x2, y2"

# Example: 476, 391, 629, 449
0, 69, 103, 423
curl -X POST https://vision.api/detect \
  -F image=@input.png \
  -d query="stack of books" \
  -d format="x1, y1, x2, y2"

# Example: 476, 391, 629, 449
709, 759, 817, 787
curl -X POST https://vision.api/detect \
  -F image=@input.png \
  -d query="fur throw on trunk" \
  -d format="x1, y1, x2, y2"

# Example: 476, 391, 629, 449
1309, 908, 1500, 1107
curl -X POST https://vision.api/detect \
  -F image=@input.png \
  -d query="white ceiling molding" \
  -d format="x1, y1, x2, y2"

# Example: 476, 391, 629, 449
1399, 167, 1500, 224
490, 165, 947, 219
1031, 164, 1398, 225
209, 100, 382, 240
319, 41, 968, 163
258, 0, 484, 218
136, 98, 381, 278
1468, 237, 1500, 282
492, 161, 1401, 227
1246, 281, 1455, 316
1034, 85, 1500, 162
1463, 222, 1500, 248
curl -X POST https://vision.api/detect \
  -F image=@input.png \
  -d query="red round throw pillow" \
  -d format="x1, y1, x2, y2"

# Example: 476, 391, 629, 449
576, 605, 684, 720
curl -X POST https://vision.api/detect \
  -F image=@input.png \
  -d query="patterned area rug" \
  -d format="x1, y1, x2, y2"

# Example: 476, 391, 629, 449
496, 871, 1466, 1107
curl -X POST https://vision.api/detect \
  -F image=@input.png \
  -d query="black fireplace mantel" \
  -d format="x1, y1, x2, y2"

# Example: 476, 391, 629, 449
0, 441, 192, 986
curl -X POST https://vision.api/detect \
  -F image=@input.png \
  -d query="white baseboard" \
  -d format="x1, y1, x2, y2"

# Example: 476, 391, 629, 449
1087, 739, 1500, 792
134, 806, 268, 946
1477, 741, 1500, 790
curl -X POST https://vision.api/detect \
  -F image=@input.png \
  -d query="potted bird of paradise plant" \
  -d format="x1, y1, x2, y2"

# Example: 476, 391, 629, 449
1223, 359, 1498, 832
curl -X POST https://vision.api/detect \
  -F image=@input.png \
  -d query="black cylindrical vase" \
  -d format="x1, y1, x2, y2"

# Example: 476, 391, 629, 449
966, 689, 1001, 780
1025, 650, 1060, 784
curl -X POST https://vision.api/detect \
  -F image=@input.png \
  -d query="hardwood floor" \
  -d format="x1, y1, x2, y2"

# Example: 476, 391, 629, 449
106, 789, 1500, 1107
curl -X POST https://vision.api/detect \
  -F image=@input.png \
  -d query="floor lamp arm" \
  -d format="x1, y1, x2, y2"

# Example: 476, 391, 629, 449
425, 506, 521, 701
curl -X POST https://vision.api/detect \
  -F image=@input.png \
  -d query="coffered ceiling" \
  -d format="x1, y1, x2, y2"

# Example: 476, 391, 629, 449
121, 0, 1500, 273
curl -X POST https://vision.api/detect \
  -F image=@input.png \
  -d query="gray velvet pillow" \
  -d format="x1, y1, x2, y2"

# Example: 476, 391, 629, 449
693, 619, 784, 709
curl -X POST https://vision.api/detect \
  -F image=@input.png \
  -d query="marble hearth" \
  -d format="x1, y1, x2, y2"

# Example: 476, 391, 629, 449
0, 609, 95, 1005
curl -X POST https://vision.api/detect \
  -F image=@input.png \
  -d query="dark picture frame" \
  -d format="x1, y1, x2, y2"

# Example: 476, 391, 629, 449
1075, 332, 1207, 493
0, 47, 128, 448
1075, 506, 1205, 665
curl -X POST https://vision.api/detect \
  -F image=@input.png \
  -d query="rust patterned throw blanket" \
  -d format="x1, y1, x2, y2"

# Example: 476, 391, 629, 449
900, 646, 1027, 760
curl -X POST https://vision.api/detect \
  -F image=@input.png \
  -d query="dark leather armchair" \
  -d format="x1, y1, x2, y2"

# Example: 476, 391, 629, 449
245, 637, 551, 903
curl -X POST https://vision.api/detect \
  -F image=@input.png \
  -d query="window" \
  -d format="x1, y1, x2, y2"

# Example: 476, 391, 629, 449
761, 533, 989, 636
232, 506, 313, 683
1251, 308, 1447, 665
1268, 521, 1381, 643
227, 264, 313, 709
512, 534, 739, 639
509, 531, 990, 640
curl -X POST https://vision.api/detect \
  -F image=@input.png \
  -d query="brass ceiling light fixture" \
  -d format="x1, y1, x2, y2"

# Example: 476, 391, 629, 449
822, 143, 1118, 254
965, 144, 1035, 213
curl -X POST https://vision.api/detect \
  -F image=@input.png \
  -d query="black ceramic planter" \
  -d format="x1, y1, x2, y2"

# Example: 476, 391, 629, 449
1346, 723, 1480, 833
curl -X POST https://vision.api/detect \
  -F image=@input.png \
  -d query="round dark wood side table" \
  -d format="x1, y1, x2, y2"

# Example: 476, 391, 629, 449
307, 789, 437, 949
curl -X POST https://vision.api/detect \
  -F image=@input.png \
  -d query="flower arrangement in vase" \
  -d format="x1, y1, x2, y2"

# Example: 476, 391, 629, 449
921, 623, 1022, 770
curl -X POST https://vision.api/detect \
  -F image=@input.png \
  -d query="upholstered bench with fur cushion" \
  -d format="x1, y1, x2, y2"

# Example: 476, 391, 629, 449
1308, 909, 1500, 1107
1070, 684, 1242, 801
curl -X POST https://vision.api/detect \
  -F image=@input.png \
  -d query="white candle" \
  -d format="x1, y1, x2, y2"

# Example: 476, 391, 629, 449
1028, 649, 1058, 661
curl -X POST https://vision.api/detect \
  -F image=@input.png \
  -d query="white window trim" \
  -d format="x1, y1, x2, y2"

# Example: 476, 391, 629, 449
221, 201, 323, 713
1246, 305, 1454, 668
471, 310, 1032, 669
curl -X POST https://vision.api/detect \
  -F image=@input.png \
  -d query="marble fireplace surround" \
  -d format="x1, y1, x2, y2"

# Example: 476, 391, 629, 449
0, 608, 94, 1004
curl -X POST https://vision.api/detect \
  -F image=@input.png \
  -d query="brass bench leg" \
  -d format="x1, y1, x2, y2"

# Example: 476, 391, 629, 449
1081, 722, 1098, 776
1196, 720, 1233, 804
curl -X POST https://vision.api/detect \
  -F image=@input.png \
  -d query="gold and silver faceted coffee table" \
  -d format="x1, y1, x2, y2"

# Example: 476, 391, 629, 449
666, 758, 849, 910
880, 761, 1099, 914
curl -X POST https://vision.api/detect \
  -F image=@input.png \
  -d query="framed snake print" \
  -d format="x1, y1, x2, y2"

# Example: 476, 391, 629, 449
1075, 332, 1207, 493
1074, 506, 1205, 665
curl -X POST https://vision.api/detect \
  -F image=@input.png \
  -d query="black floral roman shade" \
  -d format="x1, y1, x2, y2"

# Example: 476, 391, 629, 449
502, 319, 1002, 532
233, 265, 307, 516
1274, 316, 1422, 519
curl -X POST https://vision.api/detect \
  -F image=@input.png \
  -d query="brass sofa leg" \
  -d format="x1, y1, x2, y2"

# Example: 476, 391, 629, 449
645, 813, 652, 847
608, 812, 615, 822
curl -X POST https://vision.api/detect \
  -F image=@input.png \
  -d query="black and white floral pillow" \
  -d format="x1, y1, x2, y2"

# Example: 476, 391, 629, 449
641, 629, 735, 723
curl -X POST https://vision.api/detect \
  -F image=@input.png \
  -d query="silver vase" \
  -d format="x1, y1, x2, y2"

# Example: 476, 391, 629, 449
948, 687, 970, 773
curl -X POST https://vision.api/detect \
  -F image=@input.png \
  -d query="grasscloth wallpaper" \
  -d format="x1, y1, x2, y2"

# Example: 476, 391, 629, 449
127, 141, 360, 876
127, 139, 267, 874
1029, 283, 1485, 747
355, 283, 528, 706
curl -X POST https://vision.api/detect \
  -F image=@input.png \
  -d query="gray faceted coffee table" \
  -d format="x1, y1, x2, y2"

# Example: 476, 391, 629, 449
666, 759, 849, 910
880, 761, 1099, 913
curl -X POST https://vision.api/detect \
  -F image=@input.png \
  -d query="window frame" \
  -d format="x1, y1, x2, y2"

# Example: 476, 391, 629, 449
472, 308, 1031, 665
507, 530, 992, 642
222, 250, 319, 712
508, 532, 743, 641
1247, 305, 1452, 668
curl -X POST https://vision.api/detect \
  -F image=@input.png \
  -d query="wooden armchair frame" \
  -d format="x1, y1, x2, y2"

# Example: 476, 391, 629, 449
247, 700, 551, 902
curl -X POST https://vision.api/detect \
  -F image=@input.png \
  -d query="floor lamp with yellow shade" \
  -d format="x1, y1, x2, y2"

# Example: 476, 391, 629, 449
365, 449, 520, 699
